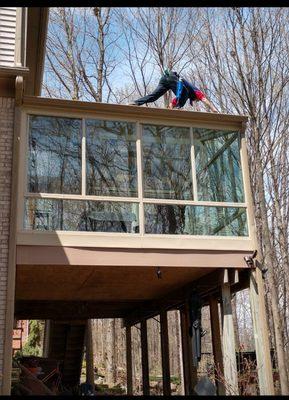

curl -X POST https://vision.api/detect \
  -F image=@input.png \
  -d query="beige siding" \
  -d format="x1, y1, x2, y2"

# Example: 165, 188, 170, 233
0, 7, 16, 67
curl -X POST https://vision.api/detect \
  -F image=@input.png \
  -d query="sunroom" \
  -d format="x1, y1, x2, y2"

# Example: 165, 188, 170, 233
16, 96, 253, 251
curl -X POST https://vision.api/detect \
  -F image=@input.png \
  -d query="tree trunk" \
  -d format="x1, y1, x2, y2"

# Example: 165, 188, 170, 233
255, 152, 289, 394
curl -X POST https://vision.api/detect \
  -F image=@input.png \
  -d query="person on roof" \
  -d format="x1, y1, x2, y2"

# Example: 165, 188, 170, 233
130, 70, 218, 112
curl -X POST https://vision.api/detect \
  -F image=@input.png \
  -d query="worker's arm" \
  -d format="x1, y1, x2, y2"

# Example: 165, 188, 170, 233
201, 97, 218, 113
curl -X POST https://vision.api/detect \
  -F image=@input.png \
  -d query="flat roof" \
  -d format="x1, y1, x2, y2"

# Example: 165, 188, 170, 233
22, 95, 248, 128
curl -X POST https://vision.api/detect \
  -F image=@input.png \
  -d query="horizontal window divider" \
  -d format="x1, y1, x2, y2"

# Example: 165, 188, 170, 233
18, 230, 142, 237
142, 198, 247, 207
25, 193, 247, 208
18, 230, 250, 240
143, 234, 250, 240
24, 193, 140, 202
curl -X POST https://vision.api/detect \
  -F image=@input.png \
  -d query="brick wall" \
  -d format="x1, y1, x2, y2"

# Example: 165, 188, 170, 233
0, 97, 15, 390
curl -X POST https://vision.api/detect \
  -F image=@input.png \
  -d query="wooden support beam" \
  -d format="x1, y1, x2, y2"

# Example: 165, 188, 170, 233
223, 268, 229, 284
180, 304, 198, 395
229, 268, 239, 284
160, 311, 171, 396
126, 326, 133, 395
140, 320, 150, 395
221, 283, 239, 395
42, 320, 51, 358
209, 297, 225, 395
85, 319, 95, 392
249, 267, 274, 394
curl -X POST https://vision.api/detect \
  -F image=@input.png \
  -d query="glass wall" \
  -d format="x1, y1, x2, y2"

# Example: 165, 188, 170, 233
142, 124, 192, 200
144, 204, 247, 236
24, 198, 139, 233
24, 114, 248, 237
194, 129, 244, 202
86, 119, 137, 197
28, 116, 82, 194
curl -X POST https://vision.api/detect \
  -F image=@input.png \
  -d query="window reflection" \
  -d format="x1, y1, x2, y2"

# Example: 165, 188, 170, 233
28, 116, 82, 194
25, 115, 249, 237
194, 129, 244, 202
142, 124, 193, 200
24, 198, 139, 233
86, 120, 138, 197
145, 204, 248, 236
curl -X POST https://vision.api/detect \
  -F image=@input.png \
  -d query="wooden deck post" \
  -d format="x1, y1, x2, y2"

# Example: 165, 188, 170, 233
126, 326, 133, 395
180, 303, 198, 395
209, 297, 225, 395
140, 320, 150, 395
85, 319, 95, 392
249, 267, 274, 394
42, 320, 51, 358
221, 283, 239, 395
160, 311, 171, 396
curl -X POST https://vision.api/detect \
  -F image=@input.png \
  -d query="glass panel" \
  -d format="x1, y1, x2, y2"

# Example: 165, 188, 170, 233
194, 129, 244, 202
86, 119, 137, 197
28, 115, 82, 194
24, 198, 139, 233
142, 124, 193, 200
145, 204, 248, 236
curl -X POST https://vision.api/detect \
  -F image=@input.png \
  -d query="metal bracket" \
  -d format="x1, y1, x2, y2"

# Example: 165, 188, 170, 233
244, 249, 258, 268
244, 250, 267, 279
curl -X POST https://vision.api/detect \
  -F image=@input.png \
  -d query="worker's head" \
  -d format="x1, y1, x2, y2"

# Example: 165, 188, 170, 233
164, 70, 179, 79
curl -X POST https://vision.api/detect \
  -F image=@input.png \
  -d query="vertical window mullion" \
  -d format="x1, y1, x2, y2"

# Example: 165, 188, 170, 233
190, 127, 198, 201
25, 114, 30, 195
136, 121, 144, 235
239, 131, 251, 238
82, 118, 86, 196
21, 113, 29, 230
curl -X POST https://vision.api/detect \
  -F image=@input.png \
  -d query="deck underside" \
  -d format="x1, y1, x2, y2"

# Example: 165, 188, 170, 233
15, 245, 252, 322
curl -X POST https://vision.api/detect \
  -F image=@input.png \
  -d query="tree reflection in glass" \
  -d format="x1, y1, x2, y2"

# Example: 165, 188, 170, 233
145, 204, 248, 236
194, 129, 244, 202
86, 120, 137, 197
142, 124, 193, 200
24, 198, 139, 233
28, 115, 82, 194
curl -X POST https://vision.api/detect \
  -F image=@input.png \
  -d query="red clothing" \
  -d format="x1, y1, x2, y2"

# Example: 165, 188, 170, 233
194, 90, 205, 101
172, 89, 205, 107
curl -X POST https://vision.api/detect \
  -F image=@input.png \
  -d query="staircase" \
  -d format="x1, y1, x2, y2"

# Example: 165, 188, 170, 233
46, 320, 86, 388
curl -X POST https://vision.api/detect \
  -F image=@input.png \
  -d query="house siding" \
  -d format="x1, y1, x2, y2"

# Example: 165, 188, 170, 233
0, 8, 16, 67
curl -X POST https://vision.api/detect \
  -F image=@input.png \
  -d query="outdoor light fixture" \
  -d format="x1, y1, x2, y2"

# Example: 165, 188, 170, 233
156, 267, 162, 279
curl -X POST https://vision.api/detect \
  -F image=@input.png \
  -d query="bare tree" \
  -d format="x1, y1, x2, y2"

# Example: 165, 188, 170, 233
43, 6, 289, 393
116, 7, 202, 107
43, 7, 119, 102
192, 7, 289, 393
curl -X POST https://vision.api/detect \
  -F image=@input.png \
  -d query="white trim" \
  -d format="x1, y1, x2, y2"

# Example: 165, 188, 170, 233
136, 121, 144, 235
24, 193, 140, 202
16, 231, 254, 251
23, 193, 246, 208
240, 132, 255, 242
17, 111, 27, 231
191, 127, 198, 201
23, 106, 242, 132
142, 199, 246, 207
81, 118, 86, 196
